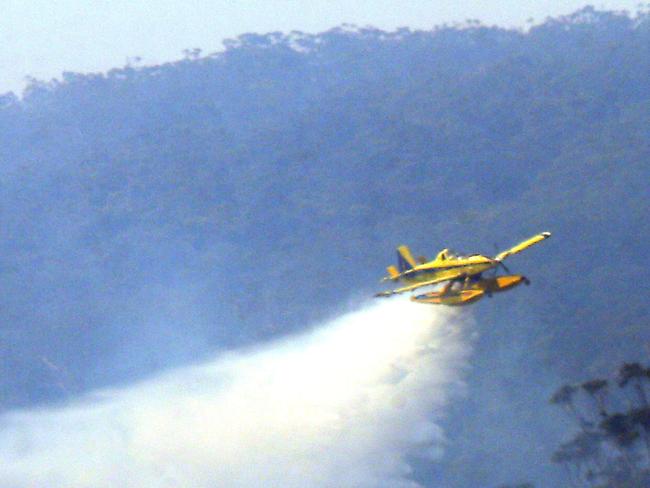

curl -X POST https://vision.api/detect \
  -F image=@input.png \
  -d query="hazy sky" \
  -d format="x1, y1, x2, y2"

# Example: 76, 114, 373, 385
0, 0, 643, 94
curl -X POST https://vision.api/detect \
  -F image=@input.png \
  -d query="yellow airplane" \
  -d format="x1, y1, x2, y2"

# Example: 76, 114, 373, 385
375, 231, 551, 305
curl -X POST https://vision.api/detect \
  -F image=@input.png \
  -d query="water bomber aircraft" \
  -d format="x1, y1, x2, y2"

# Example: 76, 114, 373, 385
375, 232, 551, 306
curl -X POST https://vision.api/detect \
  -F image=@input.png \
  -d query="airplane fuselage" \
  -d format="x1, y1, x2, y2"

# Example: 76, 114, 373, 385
400, 254, 497, 285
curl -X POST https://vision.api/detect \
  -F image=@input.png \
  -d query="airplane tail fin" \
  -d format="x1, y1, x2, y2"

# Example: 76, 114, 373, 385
397, 245, 417, 272
380, 246, 417, 282
494, 231, 551, 261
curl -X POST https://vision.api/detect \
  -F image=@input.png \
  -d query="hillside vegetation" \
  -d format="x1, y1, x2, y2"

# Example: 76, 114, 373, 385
0, 7, 648, 487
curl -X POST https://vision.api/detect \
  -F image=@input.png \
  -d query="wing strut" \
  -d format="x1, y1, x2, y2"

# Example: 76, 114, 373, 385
375, 272, 464, 297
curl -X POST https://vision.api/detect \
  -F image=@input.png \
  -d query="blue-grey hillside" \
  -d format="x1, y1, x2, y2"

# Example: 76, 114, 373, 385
0, 7, 648, 487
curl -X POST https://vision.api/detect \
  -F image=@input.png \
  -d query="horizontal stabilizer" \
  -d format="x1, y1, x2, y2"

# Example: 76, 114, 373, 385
380, 265, 401, 282
495, 231, 551, 261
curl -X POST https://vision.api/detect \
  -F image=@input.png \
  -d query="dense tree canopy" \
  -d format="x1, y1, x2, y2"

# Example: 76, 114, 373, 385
0, 7, 648, 487
550, 362, 650, 487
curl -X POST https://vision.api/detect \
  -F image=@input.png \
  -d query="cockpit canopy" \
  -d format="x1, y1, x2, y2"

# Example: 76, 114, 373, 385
435, 248, 478, 261
436, 248, 460, 261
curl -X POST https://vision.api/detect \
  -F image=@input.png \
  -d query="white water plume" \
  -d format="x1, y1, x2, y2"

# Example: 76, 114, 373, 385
0, 298, 472, 487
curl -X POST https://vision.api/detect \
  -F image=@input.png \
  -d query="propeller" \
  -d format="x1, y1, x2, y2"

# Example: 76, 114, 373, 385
492, 242, 514, 274
498, 261, 512, 274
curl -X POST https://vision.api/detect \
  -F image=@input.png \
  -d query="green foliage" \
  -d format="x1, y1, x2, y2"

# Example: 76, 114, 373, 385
0, 6, 648, 487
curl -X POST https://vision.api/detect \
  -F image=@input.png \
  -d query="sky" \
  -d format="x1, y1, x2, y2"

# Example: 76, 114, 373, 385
0, 0, 644, 94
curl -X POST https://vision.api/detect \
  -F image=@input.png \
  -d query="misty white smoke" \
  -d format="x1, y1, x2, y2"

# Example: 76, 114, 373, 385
0, 298, 471, 488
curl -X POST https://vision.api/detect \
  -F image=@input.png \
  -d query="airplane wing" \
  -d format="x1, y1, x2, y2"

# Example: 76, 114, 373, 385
375, 272, 464, 297
494, 231, 551, 262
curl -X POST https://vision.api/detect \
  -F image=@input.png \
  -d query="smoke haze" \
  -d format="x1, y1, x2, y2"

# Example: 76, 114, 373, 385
0, 299, 471, 487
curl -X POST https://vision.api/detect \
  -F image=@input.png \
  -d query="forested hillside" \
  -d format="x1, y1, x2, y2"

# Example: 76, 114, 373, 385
0, 7, 648, 487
